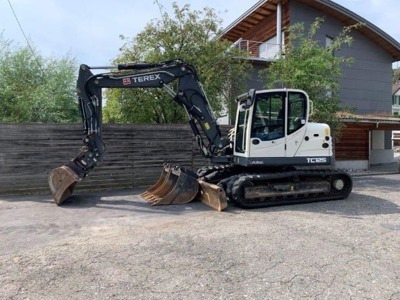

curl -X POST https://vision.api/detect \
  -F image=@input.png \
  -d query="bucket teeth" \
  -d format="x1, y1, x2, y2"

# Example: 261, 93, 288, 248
48, 166, 80, 205
140, 164, 171, 199
141, 165, 228, 211
141, 165, 199, 206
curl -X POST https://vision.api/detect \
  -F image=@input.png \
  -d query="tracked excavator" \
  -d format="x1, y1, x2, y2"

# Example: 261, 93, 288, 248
48, 59, 352, 211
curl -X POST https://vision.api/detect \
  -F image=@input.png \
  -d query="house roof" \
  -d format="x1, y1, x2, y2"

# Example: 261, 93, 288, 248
221, 0, 400, 61
339, 113, 400, 130
393, 81, 400, 95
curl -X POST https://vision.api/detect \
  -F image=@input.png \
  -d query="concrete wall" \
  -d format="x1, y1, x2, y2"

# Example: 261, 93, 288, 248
335, 160, 369, 170
370, 130, 396, 164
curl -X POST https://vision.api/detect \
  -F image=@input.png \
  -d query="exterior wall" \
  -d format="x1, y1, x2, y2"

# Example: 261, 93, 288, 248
370, 130, 396, 164
335, 160, 368, 170
340, 32, 393, 114
247, 62, 270, 90
370, 149, 395, 164
290, 0, 393, 114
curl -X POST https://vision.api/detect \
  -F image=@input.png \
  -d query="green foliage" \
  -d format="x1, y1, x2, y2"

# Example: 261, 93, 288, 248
261, 18, 359, 136
103, 2, 250, 124
0, 35, 79, 123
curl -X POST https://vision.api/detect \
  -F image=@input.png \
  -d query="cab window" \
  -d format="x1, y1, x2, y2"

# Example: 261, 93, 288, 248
287, 92, 307, 134
235, 107, 249, 153
251, 92, 285, 141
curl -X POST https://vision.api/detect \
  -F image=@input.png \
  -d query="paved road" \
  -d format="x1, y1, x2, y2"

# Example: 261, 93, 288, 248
0, 174, 399, 299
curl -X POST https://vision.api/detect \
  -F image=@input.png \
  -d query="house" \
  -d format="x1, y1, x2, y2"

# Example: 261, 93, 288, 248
393, 81, 400, 115
392, 81, 400, 147
221, 0, 400, 169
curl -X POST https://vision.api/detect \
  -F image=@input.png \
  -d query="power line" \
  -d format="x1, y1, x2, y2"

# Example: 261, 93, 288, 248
7, 0, 45, 75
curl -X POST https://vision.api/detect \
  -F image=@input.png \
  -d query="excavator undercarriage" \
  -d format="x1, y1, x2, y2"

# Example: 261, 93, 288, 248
49, 162, 352, 211
197, 165, 352, 209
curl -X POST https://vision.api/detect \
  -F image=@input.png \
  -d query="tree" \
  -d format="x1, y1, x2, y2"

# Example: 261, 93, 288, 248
103, 2, 250, 124
261, 18, 359, 136
0, 35, 79, 123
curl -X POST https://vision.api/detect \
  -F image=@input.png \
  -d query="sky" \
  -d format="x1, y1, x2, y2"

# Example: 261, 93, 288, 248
1, 0, 400, 68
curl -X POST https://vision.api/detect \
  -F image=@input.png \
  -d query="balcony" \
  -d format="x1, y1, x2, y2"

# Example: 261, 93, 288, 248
230, 38, 283, 61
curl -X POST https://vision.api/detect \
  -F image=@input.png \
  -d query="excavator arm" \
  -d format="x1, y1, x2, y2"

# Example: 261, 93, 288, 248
48, 60, 229, 210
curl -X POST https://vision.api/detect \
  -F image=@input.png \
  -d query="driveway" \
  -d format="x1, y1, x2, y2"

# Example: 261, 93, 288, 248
1, 174, 399, 299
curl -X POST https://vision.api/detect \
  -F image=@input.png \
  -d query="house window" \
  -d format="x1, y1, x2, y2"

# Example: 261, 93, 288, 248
393, 95, 400, 106
326, 36, 334, 48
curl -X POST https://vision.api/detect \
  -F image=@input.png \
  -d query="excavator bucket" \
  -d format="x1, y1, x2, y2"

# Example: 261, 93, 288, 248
48, 166, 80, 205
141, 165, 228, 211
140, 164, 172, 199
196, 180, 228, 211
141, 165, 199, 205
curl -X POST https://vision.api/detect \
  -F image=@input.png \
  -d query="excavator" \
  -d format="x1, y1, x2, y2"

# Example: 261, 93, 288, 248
48, 59, 352, 211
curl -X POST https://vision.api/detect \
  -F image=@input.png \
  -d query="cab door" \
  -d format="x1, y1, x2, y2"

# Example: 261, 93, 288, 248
285, 91, 308, 157
248, 91, 286, 158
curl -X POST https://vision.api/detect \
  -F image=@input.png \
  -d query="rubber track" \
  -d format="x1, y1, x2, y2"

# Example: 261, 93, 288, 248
225, 169, 353, 209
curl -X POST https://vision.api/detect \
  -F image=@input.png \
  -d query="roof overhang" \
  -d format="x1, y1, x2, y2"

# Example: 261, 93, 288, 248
341, 115, 400, 130
221, 0, 400, 61
221, 0, 279, 42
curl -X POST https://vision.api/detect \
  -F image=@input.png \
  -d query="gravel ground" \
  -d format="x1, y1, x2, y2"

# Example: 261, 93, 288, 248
0, 174, 400, 299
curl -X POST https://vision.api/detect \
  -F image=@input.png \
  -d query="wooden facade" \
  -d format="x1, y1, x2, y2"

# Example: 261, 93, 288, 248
239, 2, 290, 44
0, 123, 226, 195
336, 118, 400, 162
335, 124, 369, 161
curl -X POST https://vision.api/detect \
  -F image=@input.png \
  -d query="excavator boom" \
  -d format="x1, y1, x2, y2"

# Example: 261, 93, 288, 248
48, 60, 230, 209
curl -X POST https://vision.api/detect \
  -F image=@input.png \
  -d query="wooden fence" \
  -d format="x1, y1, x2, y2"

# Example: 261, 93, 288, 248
0, 123, 230, 195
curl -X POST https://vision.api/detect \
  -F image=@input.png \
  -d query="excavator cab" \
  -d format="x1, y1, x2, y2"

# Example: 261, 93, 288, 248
233, 89, 332, 167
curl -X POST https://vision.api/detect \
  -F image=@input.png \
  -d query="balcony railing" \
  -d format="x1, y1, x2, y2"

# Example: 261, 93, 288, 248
230, 39, 283, 61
